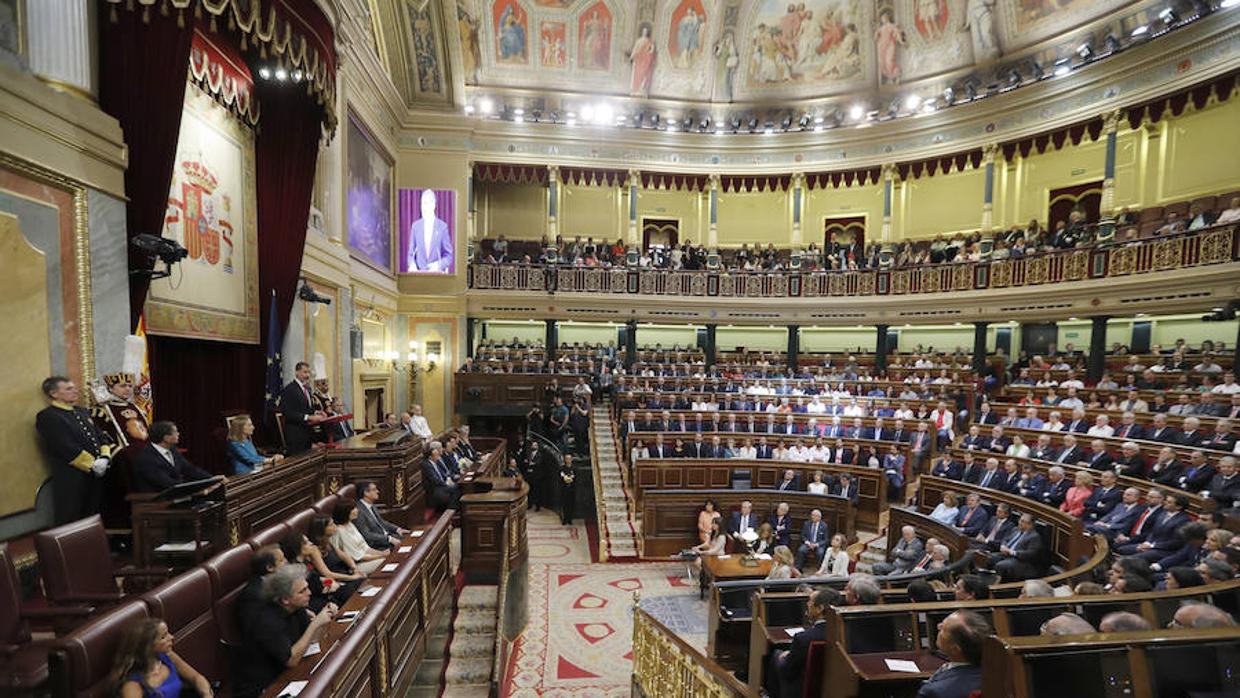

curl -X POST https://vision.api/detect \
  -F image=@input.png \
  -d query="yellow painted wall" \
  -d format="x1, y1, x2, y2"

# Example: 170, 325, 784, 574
718, 326, 786, 351
560, 184, 622, 242
1158, 99, 1240, 204
898, 167, 986, 238
560, 322, 620, 346
480, 181, 546, 240
635, 188, 705, 244
1012, 137, 1107, 226
894, 326, 976, 353
716, 190, 790, 246
482, 320, 544, 345
803, 183, 884, 245
635, 324, 699, 348
800, 327, 875, 353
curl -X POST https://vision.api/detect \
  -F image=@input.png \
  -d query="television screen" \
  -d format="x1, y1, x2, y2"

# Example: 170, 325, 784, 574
398, 188, 456, 274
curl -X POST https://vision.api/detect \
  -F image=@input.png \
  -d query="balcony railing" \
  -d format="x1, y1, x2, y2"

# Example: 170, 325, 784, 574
468, 225, 1238, 297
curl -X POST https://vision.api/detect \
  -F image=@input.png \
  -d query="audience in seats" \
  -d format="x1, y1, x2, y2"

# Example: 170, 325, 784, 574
354, 480, 409, 549
766, 546, 801, 580
795, 509, 829, 569
991, 513, 1048, 582
916, 610, 989, 698
872, 525, 923, 575
929, 491, 960, 525
770, 588, 839, 698
816, 533, 852, 577
279, 529, 361, 612
238, 545, 286, 636
328, 501, 387, 575
234, 565, 337, 698
108, 618, 213, 698
954, 574, 991, 601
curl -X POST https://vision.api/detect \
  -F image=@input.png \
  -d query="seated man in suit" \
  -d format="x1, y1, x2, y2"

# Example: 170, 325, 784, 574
1205, 419, 1237, 452
795, 509, 830, 570
972, 502, 1017, 551
728, 500, 759, 537
354, 480, 409, 549
1082, 470, 1123, 522
1112, 441, 1148, 480
771, 588, 838, 698
768, 502, 793, 547
992, 514, 1048, 582
1176, 449, 1216, 493
130, 421, 214, 493
237, 545, 286, 636
235, 564, 336, 698
954, 492, 990, 537
833, 473, 860, 505
1085, 487, 1143, 539
1149, 447, 1184, 486
872, 525, 924, 575
423, 441, 462, 511
1035, 466, 1071, 507
1119, 493, 1189, 562
929, 454, 961, 480
916, 610, 989, 698
774, 468, 801, 492
975, 457, 1004, 490
1202, 456, 1239, 511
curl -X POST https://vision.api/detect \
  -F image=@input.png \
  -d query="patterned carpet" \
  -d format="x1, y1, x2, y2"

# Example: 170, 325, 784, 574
504, 512, 706, 697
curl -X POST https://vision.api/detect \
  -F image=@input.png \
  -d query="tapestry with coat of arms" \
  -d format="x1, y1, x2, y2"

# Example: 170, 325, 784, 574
144, 80, 260, 343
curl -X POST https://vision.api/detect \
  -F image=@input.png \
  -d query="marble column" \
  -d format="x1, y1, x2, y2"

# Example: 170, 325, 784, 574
881, 164, 896, 242
547, 165, 560, 239
708, 174, 720, 248
981, 144, 997, 232
1100, 109, 1123, 215
790, 173, 804, 245
27, 0, 97, 100
626, 169, 640, 246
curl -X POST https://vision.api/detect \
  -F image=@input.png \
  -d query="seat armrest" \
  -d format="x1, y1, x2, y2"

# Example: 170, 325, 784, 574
21, 605, 95, 619
115, 565, 174, 578
54, 592, 125, 604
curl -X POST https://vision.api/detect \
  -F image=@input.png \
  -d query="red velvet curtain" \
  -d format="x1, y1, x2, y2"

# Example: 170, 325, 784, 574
96, 1, 194, 328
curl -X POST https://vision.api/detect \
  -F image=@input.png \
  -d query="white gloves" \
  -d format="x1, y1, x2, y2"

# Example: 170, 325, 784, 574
91, 458, 110, 477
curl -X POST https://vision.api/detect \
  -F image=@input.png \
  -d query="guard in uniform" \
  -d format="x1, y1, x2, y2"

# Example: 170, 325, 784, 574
557, 459, 576, 525
94, 372, 149, 452
35, 376, 114, 524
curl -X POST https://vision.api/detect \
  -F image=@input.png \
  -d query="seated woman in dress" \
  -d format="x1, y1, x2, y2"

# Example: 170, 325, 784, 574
280, 528, 363, 612
697, 500, 719, 544
109, 618, 213, 697
1060, 471, 1095, 518
691, 516, 728, 574
766, 545, 801, 580
815, 533, 852, 577
1006, 434, 1031, 459
807, 470, 830, 495
753, 522, 777, 556
929, 491, 961, 525
330, 501, 387, 575
225, 414, 284, 475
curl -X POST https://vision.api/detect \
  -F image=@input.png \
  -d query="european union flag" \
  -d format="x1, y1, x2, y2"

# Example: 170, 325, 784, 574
264, 291, 283, 427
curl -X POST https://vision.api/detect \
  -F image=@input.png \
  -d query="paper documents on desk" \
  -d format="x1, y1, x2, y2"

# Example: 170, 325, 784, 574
753, 553, 772, 560
279, 680, 308, 697
360, 587, 381, 597
716, 555, 731, 559
785, 627, 804, 637
304, 643, 321, 657
398, 546, 412, 553
381, 563, 399, 572
411, 530, 425, 537
884, 659, 921, 673
153, 541, 210, 552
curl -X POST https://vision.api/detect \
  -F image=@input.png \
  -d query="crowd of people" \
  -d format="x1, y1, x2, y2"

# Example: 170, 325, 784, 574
474, 196, 1240, 277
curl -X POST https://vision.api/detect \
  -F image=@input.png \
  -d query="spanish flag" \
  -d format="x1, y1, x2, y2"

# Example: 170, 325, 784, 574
126, 315, 154, 423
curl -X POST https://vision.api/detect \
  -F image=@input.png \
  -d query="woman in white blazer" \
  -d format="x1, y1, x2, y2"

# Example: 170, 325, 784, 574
815, 533, 851, 577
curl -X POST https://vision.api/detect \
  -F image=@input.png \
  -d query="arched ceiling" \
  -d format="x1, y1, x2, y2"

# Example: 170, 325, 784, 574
373, 0, 1217, 116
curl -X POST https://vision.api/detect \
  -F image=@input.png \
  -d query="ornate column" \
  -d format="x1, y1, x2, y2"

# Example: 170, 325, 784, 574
972, 321, 990, 375
875, 325, 890, 373
627, 169, 641, 246
1088, 316, 1110, 382
1100, 109, 1123, 215
547, 165, 560, 240
466, 161, 477, 247
981, 144, 998, 232
790, 173, 805, 245
881, 164, 897, 242
27, 0, 97, 100
708, 174, 720, 248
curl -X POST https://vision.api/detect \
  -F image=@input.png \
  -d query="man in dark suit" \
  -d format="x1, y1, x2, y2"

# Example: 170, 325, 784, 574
1085, 487, 1143, 539
795, 509, 829, 570
975, 458, 1004, 490
130, 421, 214, 493
728, 501, 758, 536
1177, 417, 1206, 448
915, 610, 989, 698
684, 434, 705, 458
773, 589, 836, 698
354, 480, 408, 549
974, 403, 999, 425
619, 411, 639, 442
279, 362, 325, 454
1116, 493, 1188, 561
1036, 467, 1071, 508
833, 473, 860, 505
1113, 412, 1146, 441
1082, 470, 1123, 521
958, 453, 983, 484
1017, 464, 1048, 500
1203, 456, 1239, 511
889, 419, 910, 443
960, 425, 987, 451
1053, 435, 1084, 466
425, 441, 462, 511
973, 502, 1017, 551
1151, 521, 1209, 573
1149, 447, 1184, 487
872, 525, 924, 575
1144, 413, 1179, 443
768, 502, 793, 547
1029, 434, 1059, 462
1205, 420, 1237, 452
755, 437, 775, 459
1176, 450, 1215, 493
929, 455, 961, 480
984, 426, 1010, 456
993, 514, 1048, 582
1084, 440, 1114, 471
775, 469, 801, 492
1112, 488, 1165, 550
35, 375, 116, 524
954, 493, 990, 537
1112, 442, 1148, 479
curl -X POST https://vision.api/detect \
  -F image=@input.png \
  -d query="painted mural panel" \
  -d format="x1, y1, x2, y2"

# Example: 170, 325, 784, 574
578, 1, 613, 71
743, 0, 873, 93
494, 0, 530, 64
540, 20, 568, 68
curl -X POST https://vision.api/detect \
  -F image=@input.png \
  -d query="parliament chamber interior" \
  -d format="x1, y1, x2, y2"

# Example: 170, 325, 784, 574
3, 1, 1240, 697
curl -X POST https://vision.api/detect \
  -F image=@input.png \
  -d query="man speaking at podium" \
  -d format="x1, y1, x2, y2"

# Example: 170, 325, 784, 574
131, 421, 213, 493
281, 361, 326, 454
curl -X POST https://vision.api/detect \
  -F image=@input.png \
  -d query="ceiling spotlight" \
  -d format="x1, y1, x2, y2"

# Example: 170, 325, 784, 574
1076, 41, 1094, 60
1222, 0, 1240, 8
1103, 33, 1122, 53
813, 115, 825, 124
904, 94, 922, 110
566, 116, 577, 126
596, 103, 614, 124
513, 114, 524, 123
763, 124, 775, 136
1005, 68, 1022, 88
292, 70, 303, 82
1131, 23, 1149, 37
813, 124, 824, 132
941, 87, 955, 105
512, 107, 524, 116
1053, 58, 1072, 77
258, 66, 271, 80
798, 115, 810, 129
274, 67, 288, 81
715, 127, 725, 136
479, 97, 495, 115
580, 104, 595, 121
1158, 7, 1178, 23
849, 104, 865, 120
464, 104, 475, 115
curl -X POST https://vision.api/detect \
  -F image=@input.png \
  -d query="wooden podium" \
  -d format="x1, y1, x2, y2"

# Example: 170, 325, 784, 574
322, 428, 428, 527
460, 477, 528, 584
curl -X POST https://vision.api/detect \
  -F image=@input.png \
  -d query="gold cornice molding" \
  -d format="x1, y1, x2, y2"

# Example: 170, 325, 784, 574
397, 15, 1240, 174
464, 263, 1240, 326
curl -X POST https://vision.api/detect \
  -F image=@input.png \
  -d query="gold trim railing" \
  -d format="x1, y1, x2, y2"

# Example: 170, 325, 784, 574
632, 605, 759, 698
468, 225, 1238, 297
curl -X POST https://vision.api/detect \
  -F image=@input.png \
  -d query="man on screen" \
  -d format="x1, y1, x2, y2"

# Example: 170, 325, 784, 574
406, 189, 453, 272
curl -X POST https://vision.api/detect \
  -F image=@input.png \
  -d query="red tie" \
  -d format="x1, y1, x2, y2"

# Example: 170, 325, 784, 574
963, 507, 974, 524
301, 382, 311, 405
1130, 508, 1153, 536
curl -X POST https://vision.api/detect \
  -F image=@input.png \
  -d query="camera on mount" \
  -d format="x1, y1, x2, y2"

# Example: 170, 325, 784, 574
130, 234, 189, 280
298, 279, 332, 305
1201, 302, 1236, 322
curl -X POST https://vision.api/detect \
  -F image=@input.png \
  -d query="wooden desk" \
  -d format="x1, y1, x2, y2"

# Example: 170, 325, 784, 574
825, 645, 945, 698
460, 477, 529, 584
702, 555, 774, 598
322, 431, 427, 527
129, 494, 227, 568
